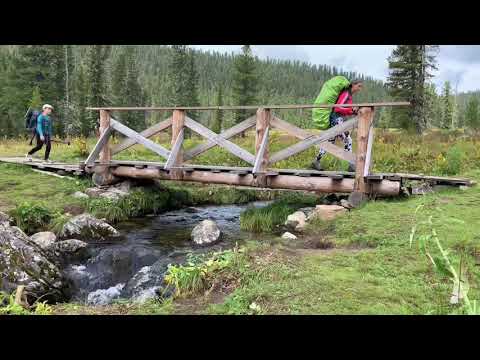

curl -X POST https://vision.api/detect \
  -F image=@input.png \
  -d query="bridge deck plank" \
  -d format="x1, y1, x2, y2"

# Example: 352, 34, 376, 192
0, 157, 474, 186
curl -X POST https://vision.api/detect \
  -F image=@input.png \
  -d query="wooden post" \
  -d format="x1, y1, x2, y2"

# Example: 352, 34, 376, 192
254, 108, 271, 186
171, 110, 185, 180
92, 110, 117, 186
349, 107, 374, 206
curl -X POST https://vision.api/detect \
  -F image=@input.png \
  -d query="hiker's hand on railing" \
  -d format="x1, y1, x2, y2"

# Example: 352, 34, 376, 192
352, 107, 359, 115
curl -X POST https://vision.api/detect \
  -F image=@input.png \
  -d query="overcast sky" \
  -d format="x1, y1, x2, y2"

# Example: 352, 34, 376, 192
191, 45, 480, 93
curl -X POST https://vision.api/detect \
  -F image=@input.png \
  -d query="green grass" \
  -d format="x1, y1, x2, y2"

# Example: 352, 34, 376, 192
3, 128, 479, 176
207, 170, 480, 315
240, 192, 318, 232
2, 130, 480, 315
0, 163, 91, 214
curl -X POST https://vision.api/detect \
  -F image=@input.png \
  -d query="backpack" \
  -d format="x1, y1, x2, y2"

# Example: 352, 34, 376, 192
312, 76, 351, 130
25, 109, 40, 130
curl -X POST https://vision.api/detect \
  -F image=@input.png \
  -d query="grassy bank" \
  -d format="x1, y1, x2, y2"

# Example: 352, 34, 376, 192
1, 128, 479, 176
0, 162, 279, 235
1, 129, 479, 315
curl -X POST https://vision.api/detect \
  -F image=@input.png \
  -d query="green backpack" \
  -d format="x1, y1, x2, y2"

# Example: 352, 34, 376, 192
312, 76, 351, 130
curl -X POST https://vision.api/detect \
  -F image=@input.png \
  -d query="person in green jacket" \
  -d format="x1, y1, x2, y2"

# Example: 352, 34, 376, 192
311, 78, 363, 172
25, 104, 54, 163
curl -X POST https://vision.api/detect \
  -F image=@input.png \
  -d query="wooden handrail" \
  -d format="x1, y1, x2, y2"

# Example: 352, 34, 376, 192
86, 102, 410, 111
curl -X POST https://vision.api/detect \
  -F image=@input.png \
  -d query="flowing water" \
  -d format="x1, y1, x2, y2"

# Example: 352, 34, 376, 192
63, 201, 273, 305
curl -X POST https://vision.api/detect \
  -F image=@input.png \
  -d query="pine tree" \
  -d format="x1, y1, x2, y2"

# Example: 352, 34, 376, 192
387, 45, 438, 133
465, 96, 479, 130
185, 48, 200, 120
168, 45, 189, 106
85, 45, 109, 133
212, 85, 224, 133
441, 81, 454, 129
123, 46, 145, 130
424, 83, 440, 128
111, 48, 127, 106
232, 45, 258, 136
74, 63, 89, 137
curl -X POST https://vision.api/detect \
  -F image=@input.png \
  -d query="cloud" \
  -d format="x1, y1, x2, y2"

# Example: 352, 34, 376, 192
440, 45, 480, 64
252, 45, 310, 63
190, 45, 480, 92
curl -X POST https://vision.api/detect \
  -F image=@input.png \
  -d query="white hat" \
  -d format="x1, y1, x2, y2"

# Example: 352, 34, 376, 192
43, 104, 54, 110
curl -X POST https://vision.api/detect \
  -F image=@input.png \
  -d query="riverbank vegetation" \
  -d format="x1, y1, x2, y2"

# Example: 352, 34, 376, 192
0, 129, 479, 315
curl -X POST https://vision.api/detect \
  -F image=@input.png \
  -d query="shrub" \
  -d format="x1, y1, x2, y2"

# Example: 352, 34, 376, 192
164, 248, 241, 297
9, 202, 53, 234
443, 145, 464, 175
72, 137, 89, 157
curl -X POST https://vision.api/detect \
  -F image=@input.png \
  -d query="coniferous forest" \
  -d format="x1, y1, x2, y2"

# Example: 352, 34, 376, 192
0, 45, 478, 138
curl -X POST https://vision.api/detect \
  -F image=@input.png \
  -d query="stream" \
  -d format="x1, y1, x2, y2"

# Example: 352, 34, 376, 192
62, 201, 273, 305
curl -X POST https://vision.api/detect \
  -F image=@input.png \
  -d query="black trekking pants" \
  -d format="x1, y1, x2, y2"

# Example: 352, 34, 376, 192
28, 133, 51, 160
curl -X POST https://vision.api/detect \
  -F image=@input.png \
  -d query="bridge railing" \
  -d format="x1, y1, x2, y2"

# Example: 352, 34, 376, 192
84, 102, 409, 200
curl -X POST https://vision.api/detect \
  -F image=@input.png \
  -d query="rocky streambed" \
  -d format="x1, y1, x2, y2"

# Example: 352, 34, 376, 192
1, 200, 272, 307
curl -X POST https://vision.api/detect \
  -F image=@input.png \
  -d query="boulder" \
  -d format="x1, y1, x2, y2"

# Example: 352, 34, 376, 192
0, 223, 69, 303
191, 219, 221, 245
30, 231, 57, 250
122, 257, 173, 303
87, 283, 125, 306
285, 211, 307, 232
73, 191, 89, 199
85, 183, 131, 201
340, 199, 354, 210
59, 214, 119, 241
48, 239, 89, 264
84, 187, 106, 198
281, 232, 297, 240
99, 189, 129, 201
298, 207, 316, 218
307, 205, 347, 222
0, 211, 11, 226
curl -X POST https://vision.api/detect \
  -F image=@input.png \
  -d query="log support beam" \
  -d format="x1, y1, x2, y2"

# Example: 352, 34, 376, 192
110, 166, 400, 196
92, 110, 119, 186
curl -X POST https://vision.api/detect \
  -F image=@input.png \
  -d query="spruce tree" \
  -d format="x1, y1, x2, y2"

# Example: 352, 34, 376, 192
232, 45, 258, 136
465, 96, 479, 130
387, 45, 438, 133
441, 81, 454, 129
74, 63, 89, 137
86, 45, 109, 133
123, 46, 145, 130
212, 85, 224, 133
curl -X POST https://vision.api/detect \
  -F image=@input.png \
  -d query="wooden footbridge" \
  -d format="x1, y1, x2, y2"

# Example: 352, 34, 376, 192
0, 103, 475, 204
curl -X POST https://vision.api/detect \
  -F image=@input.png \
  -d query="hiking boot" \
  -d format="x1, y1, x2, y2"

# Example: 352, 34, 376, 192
24, 154, 32, 162
44, 159, 53, 164
347, 163, 355, 172
311, 160, 324, 171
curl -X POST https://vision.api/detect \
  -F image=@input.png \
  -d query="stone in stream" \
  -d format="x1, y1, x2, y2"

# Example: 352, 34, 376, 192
281, 232, 297, 240
285, 211, 307, 232
0, 223, 69, 303
87, 283, 125, 305
122, 257, 174, 303
30, 231, 57, 250
59, 213, 119, 242
191, 219, 221, 245
48, 239, 89, 265
77, 245, 163, 293
0, 211, 12, 226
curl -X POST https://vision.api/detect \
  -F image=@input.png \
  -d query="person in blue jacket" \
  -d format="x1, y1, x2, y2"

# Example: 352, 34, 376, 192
25, 104, 54, 163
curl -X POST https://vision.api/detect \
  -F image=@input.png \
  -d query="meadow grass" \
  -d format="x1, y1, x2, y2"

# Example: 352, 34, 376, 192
2, 129, 480, 315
